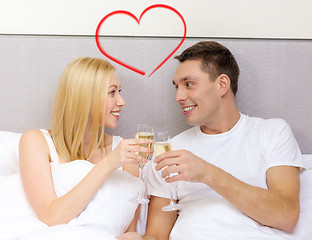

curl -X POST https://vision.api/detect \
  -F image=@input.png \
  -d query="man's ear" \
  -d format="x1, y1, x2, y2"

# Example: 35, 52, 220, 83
217, 74, 231, 97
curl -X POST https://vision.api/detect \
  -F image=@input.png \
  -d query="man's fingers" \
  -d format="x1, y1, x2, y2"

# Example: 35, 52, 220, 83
165, 173, 183, 183
154, 150, 183, 163
155, 155, 183, 171
161, 164, 180, 178
155, 158, 172, 171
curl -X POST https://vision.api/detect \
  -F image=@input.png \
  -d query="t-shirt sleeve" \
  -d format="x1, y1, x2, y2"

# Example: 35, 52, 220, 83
263, 119, 304, 171
146, 159, 176, 200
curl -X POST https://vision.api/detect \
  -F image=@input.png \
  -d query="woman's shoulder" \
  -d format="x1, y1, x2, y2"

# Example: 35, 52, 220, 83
20, 129, 46, 142
19, 129, 50, 155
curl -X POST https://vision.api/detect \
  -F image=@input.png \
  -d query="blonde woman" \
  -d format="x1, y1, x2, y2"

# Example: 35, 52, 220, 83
19, 57, 152, 239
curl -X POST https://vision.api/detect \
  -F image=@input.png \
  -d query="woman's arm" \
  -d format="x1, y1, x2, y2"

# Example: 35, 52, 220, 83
123, 160, 141, 232
19, 130, 152, 226
127, 206, 140, 232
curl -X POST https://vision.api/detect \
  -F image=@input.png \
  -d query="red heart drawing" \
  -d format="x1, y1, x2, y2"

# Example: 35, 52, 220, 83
95, 4, 187, 77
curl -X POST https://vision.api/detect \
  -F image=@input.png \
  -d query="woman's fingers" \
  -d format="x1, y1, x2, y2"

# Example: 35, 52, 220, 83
126, 138, 153, 146
120, 139, 153, 153
127, 152, 148, 164
113, 138, 154, 166
129, 145, 153, 153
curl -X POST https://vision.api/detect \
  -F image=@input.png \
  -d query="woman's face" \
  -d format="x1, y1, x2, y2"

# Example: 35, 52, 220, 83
102, 72, 126, 129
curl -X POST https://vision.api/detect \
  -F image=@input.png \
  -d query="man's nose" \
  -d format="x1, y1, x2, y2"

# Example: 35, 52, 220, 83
175, 87, 186, 103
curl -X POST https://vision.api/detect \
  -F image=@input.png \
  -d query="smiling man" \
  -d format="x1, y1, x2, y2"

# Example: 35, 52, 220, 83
143, 41, 305, 240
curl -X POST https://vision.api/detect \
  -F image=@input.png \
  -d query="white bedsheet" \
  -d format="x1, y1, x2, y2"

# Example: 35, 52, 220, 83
0, 130, 311, 240
0, 163, 144, 240
0, 174, 47, 240
20, 225, 116, 240
170, 154, 312, 240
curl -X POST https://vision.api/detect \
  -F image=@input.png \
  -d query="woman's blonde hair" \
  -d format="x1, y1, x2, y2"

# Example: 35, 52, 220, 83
51, 57, 115, 162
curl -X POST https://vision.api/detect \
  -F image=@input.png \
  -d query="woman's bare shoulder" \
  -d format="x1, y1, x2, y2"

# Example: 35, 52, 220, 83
21, 129, 43, 137
19, 129, 50, 156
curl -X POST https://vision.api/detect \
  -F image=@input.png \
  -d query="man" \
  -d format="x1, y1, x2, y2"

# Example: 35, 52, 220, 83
144, 41, 304, 240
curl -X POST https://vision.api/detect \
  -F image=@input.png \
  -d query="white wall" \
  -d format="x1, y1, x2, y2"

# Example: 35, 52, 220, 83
0, 0, 311, 39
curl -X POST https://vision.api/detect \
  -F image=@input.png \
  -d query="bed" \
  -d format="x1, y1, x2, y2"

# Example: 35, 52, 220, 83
0, 131, 311, 239
0, 36, 312, 239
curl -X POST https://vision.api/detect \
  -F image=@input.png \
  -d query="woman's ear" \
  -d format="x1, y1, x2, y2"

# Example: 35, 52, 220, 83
217, 74, 231, 97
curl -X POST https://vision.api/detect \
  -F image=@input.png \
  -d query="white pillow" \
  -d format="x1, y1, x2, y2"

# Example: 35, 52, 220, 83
0, 131, 22, 176
295, 154, 312, 238
302, 154, 312, 169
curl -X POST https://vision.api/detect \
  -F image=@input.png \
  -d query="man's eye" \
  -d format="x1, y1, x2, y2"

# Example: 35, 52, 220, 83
186, 82, 193, 87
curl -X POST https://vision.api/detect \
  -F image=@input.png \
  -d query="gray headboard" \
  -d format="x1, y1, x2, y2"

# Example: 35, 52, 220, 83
0, 35, 311, 153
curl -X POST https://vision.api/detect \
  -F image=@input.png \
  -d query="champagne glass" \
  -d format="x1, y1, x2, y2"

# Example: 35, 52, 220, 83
154, 131, 183, 211
131, 124, 154, 204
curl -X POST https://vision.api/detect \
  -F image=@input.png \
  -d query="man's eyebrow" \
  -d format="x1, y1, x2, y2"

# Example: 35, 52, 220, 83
172, 75, 196, 85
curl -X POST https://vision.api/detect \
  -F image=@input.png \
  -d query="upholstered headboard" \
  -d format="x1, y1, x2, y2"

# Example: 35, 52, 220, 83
0, 35, 311, 153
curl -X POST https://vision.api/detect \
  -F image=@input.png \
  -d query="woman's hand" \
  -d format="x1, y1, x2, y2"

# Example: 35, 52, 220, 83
106, 138, 153, 170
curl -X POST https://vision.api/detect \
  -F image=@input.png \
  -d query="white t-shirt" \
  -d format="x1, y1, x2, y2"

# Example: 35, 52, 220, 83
147, 114, 305, 240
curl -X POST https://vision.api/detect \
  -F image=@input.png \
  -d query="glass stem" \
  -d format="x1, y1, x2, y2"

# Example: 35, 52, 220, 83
138, 165, 144, 197
169, 182, 175, 204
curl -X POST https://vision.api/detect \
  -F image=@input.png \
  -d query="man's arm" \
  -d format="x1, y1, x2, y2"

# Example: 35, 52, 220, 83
144, 196, 178, 240
117, 196, 177, 240
155, 150, 301, 232
203, 164, 300, 232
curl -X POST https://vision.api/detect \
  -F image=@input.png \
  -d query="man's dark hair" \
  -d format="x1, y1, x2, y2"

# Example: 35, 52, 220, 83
175, 41, 240, 96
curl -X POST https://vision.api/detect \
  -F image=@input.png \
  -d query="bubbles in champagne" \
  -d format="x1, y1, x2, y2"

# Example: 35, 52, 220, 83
154, 142, 171, 171
154, 142, 171, 156
135, 132, 154, 160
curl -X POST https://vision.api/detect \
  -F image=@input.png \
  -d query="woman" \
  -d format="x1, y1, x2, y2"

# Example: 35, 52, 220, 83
19, 57, 152, 239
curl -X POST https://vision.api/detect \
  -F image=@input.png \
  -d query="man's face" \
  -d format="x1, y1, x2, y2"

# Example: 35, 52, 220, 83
173, 59, 220, 127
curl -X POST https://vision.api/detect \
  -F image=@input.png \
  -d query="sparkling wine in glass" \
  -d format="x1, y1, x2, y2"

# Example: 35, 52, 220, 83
131, 124, 154, 204
154, 131, 182, 211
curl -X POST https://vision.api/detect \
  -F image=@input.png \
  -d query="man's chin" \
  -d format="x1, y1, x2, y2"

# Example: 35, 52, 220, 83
185, 117, 198, 126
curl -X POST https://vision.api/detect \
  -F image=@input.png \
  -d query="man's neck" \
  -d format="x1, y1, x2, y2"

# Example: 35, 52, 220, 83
200, 100, 241, 135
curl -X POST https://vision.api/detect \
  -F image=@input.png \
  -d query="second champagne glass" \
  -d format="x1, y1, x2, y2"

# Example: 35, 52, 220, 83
154, 131, 183, 211
131, 124, 154, 204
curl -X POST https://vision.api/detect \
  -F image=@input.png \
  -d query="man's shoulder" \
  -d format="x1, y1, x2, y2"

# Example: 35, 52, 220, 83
242, 114, 289, 131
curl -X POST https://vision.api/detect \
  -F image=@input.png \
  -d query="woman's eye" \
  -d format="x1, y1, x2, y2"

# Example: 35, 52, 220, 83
109, 91, 115, 96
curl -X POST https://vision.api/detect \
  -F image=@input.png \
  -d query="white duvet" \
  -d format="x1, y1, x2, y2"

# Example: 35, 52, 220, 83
169, 155, 312, 240
0, 127, 311, 240
0, 160, 144, 240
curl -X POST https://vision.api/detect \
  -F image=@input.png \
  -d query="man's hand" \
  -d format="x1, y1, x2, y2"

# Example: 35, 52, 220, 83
154, 150, 209, 183
153, 149, 301, 232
